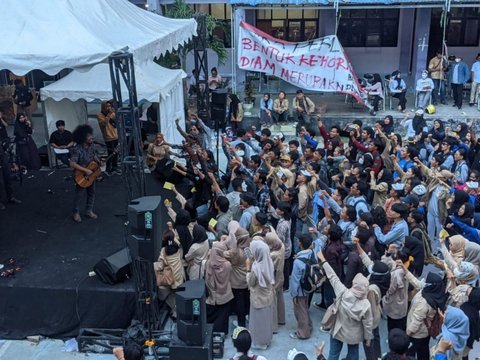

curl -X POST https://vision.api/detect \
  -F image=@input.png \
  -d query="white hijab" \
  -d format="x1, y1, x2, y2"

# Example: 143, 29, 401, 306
250, 240, 275, 288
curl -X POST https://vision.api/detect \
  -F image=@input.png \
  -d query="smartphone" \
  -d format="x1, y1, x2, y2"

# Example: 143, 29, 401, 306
243, 247, 253, 259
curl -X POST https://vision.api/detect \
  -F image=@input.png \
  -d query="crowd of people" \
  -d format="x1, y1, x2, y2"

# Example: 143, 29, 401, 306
147, 106, 480, 360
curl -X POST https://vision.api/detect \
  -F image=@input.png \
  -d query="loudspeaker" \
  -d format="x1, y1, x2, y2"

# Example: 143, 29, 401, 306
93, 247, 132, 285
210, 105, 226, 130
127, 196, 163, 262
176, 280, 207, 346
169, 324, 213, 360
211, 89, 227, 106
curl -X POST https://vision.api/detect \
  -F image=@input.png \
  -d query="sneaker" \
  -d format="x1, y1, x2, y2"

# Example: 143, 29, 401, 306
470, 103, 474, 107
8, 197, 22, 204
73, 213, 82, 223
319, 326, 330, 333
369, 110, 376, 116
313, 302, 326, 310
114, 169, 122, 176
85, 211, 98, 220
104, 171, 113, 177
289, 332, 299, 339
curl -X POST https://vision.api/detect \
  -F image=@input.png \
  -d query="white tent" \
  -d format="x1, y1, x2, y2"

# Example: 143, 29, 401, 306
40, 62, 187, 146
0, 0, 196, 76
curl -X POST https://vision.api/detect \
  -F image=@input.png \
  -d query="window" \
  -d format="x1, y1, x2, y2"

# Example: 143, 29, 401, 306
337, 9, 399, 47
432, 8, 480, 46
256, 8, 318, 42
189, 4, 232, 48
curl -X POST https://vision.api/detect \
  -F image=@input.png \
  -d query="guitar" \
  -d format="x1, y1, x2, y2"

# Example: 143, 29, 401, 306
74, 146, 119, 188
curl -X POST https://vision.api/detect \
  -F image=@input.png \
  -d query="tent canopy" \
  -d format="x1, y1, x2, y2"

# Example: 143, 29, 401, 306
0, 0, 196, 76
40, 62, 186, 103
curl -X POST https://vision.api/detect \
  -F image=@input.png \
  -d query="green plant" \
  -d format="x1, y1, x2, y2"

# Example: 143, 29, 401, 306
158, 0, 228, 70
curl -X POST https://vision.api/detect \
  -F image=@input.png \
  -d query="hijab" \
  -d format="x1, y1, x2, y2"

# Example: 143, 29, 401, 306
391, 70, 402, 89
206, 241, 231, 296
264, 232, 283, 252
460, 288, 480, 348
379, 169, 393, 189
441, 305, 470, 356
448, 235, 466, 264
350, 273, 369, 299
250, 240, 275, 288
457, 202, 474, 224
453, 261, 479, 285
451, 190, 469, 214
174, 209, 207, 254
368, 261, 391, 297
263, 93, 270, 109
422, 272, 447, 310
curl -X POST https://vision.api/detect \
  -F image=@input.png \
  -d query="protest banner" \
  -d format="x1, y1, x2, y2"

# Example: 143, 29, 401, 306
238, 21, 368, 105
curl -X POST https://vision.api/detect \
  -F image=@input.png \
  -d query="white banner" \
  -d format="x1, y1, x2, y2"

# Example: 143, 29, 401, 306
238, 21, 367, 104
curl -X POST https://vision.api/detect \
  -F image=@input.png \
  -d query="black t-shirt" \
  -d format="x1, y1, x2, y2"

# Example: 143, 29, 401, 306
0, 121, 8, 142
49, 130, 73, 146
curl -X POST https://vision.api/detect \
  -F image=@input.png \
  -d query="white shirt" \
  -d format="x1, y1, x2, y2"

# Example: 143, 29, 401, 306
472, 61, 480, 83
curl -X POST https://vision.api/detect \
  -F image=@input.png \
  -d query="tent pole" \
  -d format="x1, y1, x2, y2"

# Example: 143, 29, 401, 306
232, 6, 237, 95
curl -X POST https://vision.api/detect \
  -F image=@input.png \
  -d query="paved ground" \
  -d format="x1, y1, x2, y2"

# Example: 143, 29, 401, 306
1, 289, 479, 359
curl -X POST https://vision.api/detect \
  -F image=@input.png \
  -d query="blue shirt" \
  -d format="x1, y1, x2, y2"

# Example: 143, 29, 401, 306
374, 219, 409, 247
290, 249, 313, 298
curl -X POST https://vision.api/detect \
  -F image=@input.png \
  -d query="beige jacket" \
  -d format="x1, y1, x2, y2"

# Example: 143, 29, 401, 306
405, 271, 436, 339
246, 271, 274, 309
292, 96, 315, 114
224, 249, 249, 289
205, 261, 234, 306
154, 246, 185, 289
323, 262, 374, 344
370, 180, 388, 207
185, 240, 209, 280
273, 98, 289, 114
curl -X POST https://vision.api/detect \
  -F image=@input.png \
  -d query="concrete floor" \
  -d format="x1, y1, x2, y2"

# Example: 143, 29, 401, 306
1, 289, 479, 359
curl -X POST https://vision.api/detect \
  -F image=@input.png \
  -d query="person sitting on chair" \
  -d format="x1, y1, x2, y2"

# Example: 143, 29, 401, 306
365, 73, 384, 116
49, 120, 74, 166
389, 70, 407, 112
415, 70, 434, 109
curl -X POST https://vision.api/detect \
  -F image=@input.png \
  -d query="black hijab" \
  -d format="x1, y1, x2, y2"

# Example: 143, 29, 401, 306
263, 93, 270, 108
422, 272, 447, 310
451, 190, 470, 215
391, 70, 402, 89
460, 288, 480, 348
369, 261, 391, 297
379, 169, 393, 190
175, 209, 193, 254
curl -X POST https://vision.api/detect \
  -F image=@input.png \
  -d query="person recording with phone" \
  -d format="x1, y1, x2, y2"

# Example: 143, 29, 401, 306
97, 100, 119, 176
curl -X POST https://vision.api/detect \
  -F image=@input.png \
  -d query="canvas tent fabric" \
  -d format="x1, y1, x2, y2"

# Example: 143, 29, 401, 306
0, 0, 196, 76
40, 62, 186, 103
41, 63, 187, 146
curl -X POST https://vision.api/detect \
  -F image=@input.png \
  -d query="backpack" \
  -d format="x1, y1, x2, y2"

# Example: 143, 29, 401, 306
14, 86, 32, 107
424, 309, 443, 338
354, 198, 370, 217
298, 251, 324, 293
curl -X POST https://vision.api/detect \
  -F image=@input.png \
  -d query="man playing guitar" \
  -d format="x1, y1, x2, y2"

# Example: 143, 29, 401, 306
69, 125, 100, 223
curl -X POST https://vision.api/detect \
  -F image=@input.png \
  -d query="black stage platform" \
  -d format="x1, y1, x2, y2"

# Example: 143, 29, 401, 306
0, 170, 151, 339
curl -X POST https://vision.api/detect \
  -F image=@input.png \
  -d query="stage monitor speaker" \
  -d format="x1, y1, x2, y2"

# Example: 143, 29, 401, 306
176, 280, 207, 346
127, 196, 163, 262
169, 324, 213, 360
210, 105, 226, 130
211, 89, 227, 106
93, 247, 132, 285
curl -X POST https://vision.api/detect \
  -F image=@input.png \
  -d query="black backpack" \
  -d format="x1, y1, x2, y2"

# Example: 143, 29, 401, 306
299, 251, 324, 293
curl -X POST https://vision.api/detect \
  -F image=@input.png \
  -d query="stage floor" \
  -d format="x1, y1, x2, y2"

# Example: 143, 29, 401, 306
0, 169, 137, 339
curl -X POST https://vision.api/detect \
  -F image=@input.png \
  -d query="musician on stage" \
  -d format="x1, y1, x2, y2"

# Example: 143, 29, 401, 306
70, 124, 99, 223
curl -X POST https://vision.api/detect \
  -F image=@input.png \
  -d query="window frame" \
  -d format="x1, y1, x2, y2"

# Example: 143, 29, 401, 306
337, 9, 400, 48
432, 7, 480, 47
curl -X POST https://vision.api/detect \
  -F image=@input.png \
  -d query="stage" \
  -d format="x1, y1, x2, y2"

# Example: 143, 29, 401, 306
0, 169, 160, 339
